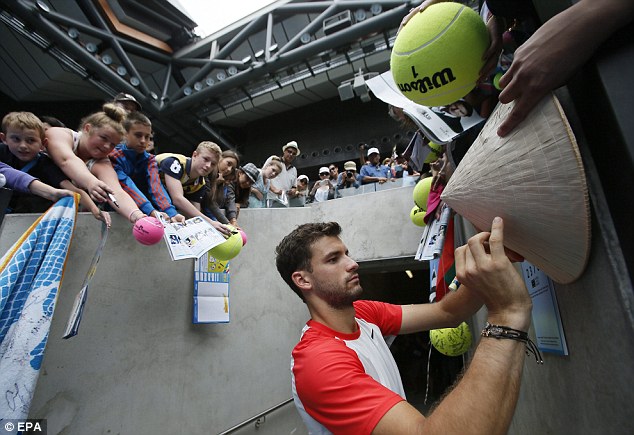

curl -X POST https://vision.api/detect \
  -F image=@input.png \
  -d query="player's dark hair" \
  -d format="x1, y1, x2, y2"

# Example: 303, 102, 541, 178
275, 222, 342, 302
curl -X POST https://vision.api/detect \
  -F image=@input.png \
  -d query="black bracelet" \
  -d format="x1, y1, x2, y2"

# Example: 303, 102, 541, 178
481, 322, 544, 364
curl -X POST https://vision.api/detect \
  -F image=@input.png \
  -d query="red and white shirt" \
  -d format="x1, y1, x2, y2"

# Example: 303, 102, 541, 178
291, 300, 405, 434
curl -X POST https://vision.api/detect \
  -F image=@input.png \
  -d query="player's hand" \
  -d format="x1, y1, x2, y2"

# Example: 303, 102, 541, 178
454, 217, 532, 326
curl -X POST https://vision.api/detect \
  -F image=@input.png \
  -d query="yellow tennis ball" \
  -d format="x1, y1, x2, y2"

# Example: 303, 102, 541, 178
391, 3, 489, 107
410, 205, 427, 227
209, 225, 243, 261
430, 322, 473, 357
425, 141, 444, 163
493, 71, 504, 90
413, 176, 433, 209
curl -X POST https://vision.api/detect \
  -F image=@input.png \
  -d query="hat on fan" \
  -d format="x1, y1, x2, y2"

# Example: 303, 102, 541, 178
366, 147, 380, 156
114, 92, 142, 110
240, 163, 259, 183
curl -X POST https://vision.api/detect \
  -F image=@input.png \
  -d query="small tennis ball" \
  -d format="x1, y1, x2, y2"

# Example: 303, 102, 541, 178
410, 205, 427, 227
413, 176, 433, 210
209, 225, 243, 261
391, 3, 489, 107
430, 322, 472, 356
493, 71, 504, 90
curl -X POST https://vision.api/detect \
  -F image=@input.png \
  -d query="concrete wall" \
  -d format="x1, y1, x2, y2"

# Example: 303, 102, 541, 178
0, 186, 420, 435
1, 179, 633, 434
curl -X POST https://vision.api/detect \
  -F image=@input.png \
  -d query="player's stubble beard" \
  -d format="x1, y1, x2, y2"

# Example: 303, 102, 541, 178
316, 278, 363, 310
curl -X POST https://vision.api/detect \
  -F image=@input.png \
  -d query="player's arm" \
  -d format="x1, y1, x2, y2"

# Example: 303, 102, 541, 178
374, 218, 532, 435
399, 285, 483, 335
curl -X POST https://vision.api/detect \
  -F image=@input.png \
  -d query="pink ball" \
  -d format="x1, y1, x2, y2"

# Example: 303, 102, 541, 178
238, 229, 248, 246
133, 216, 164, 245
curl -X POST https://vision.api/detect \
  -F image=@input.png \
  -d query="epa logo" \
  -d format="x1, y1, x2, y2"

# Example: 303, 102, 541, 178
3, 420, 46, 433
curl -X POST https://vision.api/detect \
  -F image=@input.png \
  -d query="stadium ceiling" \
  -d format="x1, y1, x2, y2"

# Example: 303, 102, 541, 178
0, 0, 418, 150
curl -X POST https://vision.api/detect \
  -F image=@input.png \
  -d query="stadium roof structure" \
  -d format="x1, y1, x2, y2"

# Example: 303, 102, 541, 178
0, 0, 418, 152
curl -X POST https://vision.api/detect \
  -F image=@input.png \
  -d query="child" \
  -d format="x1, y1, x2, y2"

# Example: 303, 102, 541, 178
289, 174, 309, 207
202, 150, 240, 227
247, 156, 283, 208
109, 112, 184, 223
1, 112, 110, 225
156, 141, 230, 235
46, 103, 147, 225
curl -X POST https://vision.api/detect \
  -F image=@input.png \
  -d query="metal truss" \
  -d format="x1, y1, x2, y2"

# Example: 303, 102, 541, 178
0, 0, 421, 149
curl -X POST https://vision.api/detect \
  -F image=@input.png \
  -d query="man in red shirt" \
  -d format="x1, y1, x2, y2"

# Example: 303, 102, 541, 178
275, 218, 534, 434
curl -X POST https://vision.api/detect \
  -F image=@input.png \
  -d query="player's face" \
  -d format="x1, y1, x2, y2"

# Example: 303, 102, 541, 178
307, 236, 362, 309
2, 127, 44, 162
192, 149, 218, 177
84, 124, 121, 159
126, 123, 152, 154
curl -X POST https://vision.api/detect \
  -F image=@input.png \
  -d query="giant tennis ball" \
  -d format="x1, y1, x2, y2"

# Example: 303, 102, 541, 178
209, 225, 243, 260
391, 3, 489, 107
410, 205, 427, 227
430, 322, 473, 356
133, 216, 164, 245
413, 176, 433, 209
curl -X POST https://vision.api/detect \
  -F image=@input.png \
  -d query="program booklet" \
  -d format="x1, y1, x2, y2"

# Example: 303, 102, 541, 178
162, 216, 226, 261
366, 71, 485, 145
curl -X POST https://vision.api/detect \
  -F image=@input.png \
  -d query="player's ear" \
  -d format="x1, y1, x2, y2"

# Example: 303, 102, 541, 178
292, 270, 312, 291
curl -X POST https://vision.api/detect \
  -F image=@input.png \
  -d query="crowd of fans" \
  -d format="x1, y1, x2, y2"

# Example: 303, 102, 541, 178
1, 92, 428, 234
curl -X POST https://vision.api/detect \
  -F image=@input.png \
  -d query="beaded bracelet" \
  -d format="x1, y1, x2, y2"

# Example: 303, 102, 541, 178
481, 322, 544, 364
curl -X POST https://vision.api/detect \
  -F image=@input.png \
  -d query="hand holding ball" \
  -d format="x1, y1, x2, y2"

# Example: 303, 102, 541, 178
133, 216, 164, 245
209, 225, 243, 260
391, 3, 489, 106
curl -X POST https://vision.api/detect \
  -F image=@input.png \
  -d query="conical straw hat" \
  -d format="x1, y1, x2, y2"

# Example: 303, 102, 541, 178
441, 94, 590, 284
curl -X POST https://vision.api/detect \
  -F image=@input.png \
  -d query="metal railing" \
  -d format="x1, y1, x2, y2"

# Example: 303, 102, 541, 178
217, 398, 294, 435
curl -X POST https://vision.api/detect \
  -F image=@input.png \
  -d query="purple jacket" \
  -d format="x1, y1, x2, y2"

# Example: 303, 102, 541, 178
0, 162, 36, 193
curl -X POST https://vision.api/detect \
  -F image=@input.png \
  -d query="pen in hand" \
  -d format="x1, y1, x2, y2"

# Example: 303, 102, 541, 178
108, 193, 119, 208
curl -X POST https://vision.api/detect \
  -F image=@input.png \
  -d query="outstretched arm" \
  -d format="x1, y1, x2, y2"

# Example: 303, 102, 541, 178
46, 127, 113, 202
163, 175, 231, 235
28, 179, 74, 202
497, 0, 634, 137
91, 161, 146, 223
60, 179, 111, 227
373, 218, 533, 435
